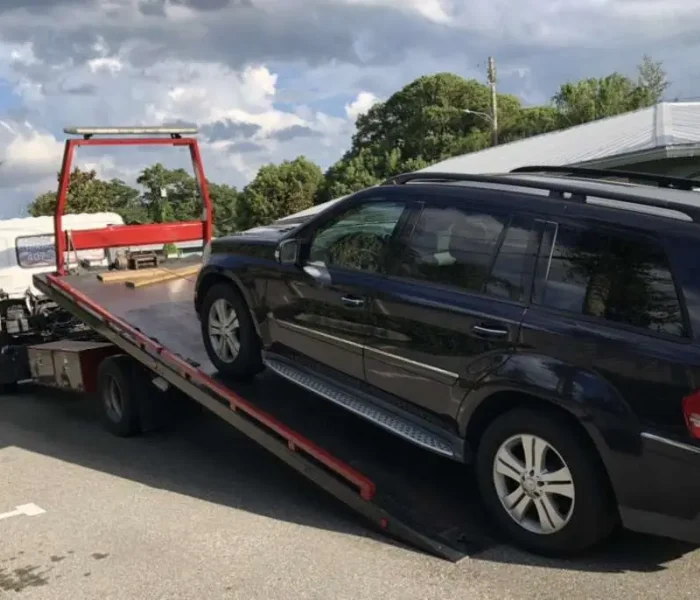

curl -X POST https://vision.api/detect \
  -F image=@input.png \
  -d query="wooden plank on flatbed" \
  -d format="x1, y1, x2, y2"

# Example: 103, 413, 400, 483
97, 267, 164, 283
124, 264, 200, 289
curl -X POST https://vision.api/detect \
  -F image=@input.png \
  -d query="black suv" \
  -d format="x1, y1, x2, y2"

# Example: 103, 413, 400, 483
194, 166, 700, 556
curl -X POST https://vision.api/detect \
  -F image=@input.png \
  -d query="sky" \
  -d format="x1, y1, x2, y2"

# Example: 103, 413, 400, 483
1, 0, 700, 218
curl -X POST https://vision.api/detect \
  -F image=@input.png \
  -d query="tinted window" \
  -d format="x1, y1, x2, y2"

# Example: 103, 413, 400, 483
395, 205, 508, 293
308, 201, 406, 273
539, 225, 686, 337
485, 216, 534, 302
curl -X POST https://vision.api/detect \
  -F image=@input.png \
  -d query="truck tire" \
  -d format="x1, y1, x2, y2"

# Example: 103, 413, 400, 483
97, 354, 149, 437
200, 282, 263, 380
475, 407, 617, 557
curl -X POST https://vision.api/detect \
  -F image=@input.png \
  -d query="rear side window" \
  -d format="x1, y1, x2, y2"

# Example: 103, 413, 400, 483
537, 224, 686, 337
392, 205, 533, 301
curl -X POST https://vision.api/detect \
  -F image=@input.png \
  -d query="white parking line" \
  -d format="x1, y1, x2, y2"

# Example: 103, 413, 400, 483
0, 503, 46, 521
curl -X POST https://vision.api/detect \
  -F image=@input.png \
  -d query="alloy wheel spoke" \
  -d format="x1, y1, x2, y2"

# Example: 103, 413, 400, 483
495, 446, 526, 482
541, 466, 575, 499
522, 434, 548, 475
504, 487, 531, 521
533, 495, 566, 533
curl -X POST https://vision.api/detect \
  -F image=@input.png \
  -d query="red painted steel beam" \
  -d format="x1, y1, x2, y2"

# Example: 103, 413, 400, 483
69, 221, 205, 251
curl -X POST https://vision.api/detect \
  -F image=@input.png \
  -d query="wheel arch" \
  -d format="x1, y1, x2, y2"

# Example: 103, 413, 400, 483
463, 389, 618, 506
195, 268, 262, 338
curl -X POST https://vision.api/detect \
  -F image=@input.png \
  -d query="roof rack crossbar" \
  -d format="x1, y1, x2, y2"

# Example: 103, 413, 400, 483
382, 171, 700, 223
511, 165, 699, 191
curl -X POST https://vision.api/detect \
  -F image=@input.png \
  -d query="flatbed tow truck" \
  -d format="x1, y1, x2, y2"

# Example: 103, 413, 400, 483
21, 127, 493, 562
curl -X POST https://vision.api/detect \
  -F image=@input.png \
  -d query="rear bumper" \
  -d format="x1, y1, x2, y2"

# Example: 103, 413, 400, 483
618, 432, 700, 545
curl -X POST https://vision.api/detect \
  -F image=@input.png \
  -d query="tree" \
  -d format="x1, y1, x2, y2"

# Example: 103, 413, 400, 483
236, 156, 324, 229
316, 147, 432, 205
349, 73, 521, 167
552, 56, 669, 127
28, 168, 141, 219
500, 106, 563, 143
637, 54, 669, 104
136, 163, 201, 223
208, 182, 239, 236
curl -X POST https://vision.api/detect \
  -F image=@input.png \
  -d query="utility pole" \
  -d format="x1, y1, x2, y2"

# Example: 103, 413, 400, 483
487, 56, 498, 146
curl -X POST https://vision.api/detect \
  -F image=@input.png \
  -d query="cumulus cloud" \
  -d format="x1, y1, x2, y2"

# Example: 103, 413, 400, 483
345, 91, 379, 121
0, 120, 63, 185
0, 0, 699, 216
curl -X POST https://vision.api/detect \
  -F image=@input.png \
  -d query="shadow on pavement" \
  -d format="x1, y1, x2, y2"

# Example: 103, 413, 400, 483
0, 383, 696, 574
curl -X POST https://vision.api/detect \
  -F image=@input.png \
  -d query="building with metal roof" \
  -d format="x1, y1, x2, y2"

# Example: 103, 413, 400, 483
421, 101, 700, 178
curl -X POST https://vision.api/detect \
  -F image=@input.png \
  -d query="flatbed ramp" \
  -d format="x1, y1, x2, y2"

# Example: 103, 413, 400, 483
34, 270, 496, 561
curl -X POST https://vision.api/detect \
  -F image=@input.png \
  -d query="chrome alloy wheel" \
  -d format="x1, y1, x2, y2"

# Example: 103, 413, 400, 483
492, 434, 576, 535
208, 298, 241, 363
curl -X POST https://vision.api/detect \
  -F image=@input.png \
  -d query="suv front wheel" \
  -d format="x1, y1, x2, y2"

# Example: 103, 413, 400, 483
200, 282, 263, 380
475, 407, 617, 556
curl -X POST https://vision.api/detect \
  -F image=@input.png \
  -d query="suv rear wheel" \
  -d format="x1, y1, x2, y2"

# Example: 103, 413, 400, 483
200, 282, 263, 380
475, 407, 617, 556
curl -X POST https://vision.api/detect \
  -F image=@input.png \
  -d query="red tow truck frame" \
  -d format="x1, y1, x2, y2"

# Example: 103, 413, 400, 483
54, 126, 213, 275
29, 127, 488, 562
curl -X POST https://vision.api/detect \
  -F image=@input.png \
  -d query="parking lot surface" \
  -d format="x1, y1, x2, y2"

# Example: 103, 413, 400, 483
1, 387, 699, 600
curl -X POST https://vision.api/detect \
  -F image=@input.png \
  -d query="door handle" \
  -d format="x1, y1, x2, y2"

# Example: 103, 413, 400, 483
341, 295, 365, 308
471, 324, 509, 338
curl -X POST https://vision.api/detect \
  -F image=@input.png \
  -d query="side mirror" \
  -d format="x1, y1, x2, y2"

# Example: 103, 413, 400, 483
275, 238, 300, 265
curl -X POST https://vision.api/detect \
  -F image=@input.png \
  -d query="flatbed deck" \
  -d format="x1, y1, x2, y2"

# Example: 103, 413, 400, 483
33, 268, 496, 561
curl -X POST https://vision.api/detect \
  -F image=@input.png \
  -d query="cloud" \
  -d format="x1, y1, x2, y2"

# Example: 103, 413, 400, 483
0, 121, 62, 180
271, 125, 323, 142
203, 119, 262, 142
345, 91, 379, 120
1, 0, 700, 217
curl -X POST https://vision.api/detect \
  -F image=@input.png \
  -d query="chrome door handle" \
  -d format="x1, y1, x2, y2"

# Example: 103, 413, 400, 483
471, 324, 508, 338
341, 295, 365, 308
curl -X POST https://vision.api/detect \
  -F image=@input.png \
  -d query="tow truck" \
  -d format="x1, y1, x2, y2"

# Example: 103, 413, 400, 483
17, 126, 492, 561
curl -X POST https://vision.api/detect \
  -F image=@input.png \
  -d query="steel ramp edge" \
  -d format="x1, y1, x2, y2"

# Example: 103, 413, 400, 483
34, 273, 475, 562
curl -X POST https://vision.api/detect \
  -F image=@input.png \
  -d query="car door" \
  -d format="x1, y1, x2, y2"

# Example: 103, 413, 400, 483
363, 196, 538, 421
266, 195, 412, 382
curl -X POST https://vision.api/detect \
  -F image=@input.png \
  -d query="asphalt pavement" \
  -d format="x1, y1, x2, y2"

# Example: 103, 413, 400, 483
1, 385, 698, 600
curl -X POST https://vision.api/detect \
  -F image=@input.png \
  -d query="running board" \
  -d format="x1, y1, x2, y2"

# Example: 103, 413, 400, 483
264, 357, 458, 459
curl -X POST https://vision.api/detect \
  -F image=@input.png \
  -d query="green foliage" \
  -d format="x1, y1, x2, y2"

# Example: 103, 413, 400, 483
28, 168, 141, 219
28, 55, 668, 232
236, 156, 324, 229
208, 182, 240, 237
349, 73, 520, 167
500, 106, 562, 143
552, 57, 669, 128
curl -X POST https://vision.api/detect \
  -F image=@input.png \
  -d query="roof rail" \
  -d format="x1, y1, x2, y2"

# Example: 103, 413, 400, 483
382, 171, 700, 223
511, 165, 699, 191
64, 126, 198, 140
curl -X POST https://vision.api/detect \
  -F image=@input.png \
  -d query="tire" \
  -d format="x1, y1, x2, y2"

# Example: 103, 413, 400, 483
97, 355, 149, 437
475, 407, 617, 557
199, 282, 263, 380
